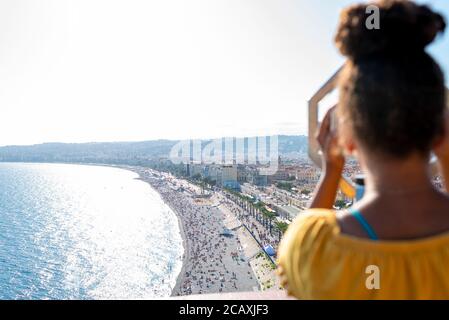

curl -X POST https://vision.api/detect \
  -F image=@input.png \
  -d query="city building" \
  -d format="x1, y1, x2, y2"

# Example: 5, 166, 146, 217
221, 165, 240, 190
295, 166, 320, 184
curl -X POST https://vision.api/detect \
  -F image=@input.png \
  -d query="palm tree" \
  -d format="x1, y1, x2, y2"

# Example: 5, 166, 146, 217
274, 221, 289, 242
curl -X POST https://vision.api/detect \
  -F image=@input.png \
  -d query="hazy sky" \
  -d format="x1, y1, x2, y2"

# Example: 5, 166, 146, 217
0, 0, 448, 146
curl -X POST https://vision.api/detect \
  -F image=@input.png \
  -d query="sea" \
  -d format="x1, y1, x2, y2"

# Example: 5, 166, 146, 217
0, 162, 184, 299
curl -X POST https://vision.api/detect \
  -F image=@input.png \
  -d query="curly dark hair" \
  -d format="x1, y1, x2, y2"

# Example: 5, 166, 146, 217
335, 0, 447, 158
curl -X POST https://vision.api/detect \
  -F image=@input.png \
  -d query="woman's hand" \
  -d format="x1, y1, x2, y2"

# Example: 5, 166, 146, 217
309, 107, 345, 209
316, 106, 345, 173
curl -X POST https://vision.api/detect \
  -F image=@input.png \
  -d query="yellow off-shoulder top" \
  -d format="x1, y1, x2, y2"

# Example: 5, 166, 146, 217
277, 209, 449, 300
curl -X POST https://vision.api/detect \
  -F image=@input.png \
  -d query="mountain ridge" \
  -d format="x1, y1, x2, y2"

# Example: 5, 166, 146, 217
0, 135, 308, 165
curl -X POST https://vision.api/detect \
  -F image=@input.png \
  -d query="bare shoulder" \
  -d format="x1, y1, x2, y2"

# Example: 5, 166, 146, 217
335, 210, 370, 239
336, 191, 449, 240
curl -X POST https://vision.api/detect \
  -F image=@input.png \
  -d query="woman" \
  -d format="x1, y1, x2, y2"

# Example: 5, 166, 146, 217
277, 0, 449, 299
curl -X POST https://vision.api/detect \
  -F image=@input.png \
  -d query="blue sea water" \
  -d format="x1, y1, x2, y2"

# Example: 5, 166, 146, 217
0, 163, 183, 299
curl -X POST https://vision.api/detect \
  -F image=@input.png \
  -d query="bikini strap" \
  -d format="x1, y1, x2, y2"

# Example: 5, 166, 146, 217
349, 208, 379, 241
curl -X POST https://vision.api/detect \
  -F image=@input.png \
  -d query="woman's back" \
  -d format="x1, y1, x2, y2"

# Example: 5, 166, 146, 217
338, 188, 449, 241
278, 209, 449, 299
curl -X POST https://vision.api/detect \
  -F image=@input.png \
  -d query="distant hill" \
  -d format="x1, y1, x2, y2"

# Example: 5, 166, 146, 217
278, 135, 308, 156
0, 135, 308, 165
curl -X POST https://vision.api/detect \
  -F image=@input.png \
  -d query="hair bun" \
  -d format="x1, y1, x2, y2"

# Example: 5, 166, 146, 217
335, 0, 446, 59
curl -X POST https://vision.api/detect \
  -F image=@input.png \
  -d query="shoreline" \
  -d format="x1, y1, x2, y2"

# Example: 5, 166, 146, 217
163, 192, 189, 296
172, 210, 187, 296
133, 172, 189, 296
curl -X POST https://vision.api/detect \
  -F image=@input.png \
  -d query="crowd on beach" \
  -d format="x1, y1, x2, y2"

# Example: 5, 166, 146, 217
145, 175, 260, 296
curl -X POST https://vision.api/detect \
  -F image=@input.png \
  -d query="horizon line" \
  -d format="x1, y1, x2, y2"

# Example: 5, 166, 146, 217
0, 134, 309, 148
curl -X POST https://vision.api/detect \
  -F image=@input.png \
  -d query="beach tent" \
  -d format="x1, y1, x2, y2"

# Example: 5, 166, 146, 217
264, 245, 276, 256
